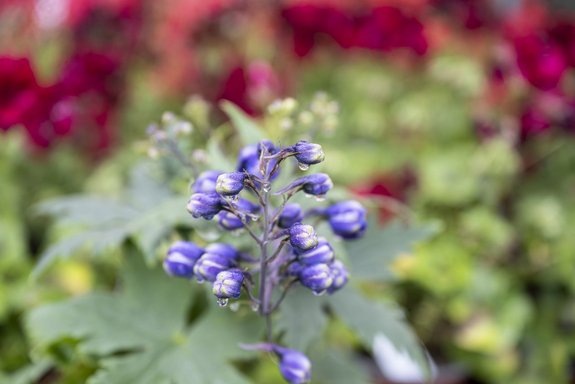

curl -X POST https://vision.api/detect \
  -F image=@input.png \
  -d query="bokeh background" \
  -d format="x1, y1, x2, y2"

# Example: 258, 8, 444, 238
3, 0, 575, 383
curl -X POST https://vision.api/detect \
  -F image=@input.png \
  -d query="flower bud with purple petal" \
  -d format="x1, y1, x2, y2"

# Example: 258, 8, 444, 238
187, 192, 224, 220
216, 172, 248, 197
237, 142, 280, 180
212, 268, 244, 299
300, 263, 333, 295
217, 198, 260, 231
287, 223, 318, 252
287, 261, 305, 277
273, 173, 333, 197
327, 260, 348, 294
193, 253, 233, 282
273, 346, 312, 384
192, 170, 223, 193
257, 139, 277, 156
326, 200, 368, 239
204, 243, 240, 261
277, 203, 303, 229
294, 141, 325, 166
163, 241, 205, 279
296, 237, 334, 265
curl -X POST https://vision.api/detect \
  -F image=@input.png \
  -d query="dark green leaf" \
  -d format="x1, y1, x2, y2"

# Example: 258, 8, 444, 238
276, 286, 328, 351
27, 252, 262, 384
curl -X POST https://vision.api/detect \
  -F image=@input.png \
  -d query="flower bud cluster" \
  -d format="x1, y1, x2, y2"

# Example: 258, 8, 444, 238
145, 113, 194, 160
168, 137, 366, 383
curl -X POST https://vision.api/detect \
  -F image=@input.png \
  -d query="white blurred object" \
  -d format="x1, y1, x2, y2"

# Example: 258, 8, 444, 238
35, 0, 68, 29
373, 333, 438, 383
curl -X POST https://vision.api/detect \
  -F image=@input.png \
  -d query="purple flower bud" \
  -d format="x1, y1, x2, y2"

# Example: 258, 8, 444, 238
273, 346, 312, 384
287, 261, 304, 277
217, 198, 260, 231
257, 139, 277, 155
300, 263, 333, 295
187, 192, 224, 220
212, 268, 244, 299
294, 141, 325, 165
216, 172, 247, 197
237, 143, 280, 180
163, 241, 205, 279
273, 173, 333, 197
237, 144, 260, 175
301, 174, 332, 196
287, 223, 318, 252
192, 170, 223, 193
327, 260, 348, 294
204, 243, 240, 261
326, 200, 368, 239
217, 211, 243, 231
193, 253, 233, 282
277, 203, 303, 229
296, 237, 334, 265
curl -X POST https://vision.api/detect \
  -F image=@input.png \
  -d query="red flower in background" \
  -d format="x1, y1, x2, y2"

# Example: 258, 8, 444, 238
352, 171, 416, 223
281, 4, 427, 57
217, 61, 282, 116
514, 35, 567, 91
0, 57, 40, 131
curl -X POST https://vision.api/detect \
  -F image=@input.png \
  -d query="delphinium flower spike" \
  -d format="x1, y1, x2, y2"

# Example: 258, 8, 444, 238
161, 131, 367, 384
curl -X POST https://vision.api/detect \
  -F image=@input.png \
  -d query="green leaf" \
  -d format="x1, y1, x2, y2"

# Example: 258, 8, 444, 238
347, 219, 437, 281
0, 362, 51, 384
206, 137, 235, 172
32, 165, 199, 276
328, 287, 430, 380
276, 286, 328, 351
31, 228, 129, 279
310, 349, 370, 384
220, 101, 265, 144
34, 196, 139, 226
26, 252, 262, 384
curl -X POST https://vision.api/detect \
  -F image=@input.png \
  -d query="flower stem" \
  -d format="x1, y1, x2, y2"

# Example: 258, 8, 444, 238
258, 158, 273, 343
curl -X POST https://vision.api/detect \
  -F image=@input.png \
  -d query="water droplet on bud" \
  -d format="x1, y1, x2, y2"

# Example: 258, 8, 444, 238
217, 298, 229, 307
230, 302, 240, 312
298, 163, 310, 171
251, 215, 260, 221
315, 195, 325, 202
263, 183, 272, 192
196, 277, 205, 284
226, 195, 240, 203
304, 193, 312, 198
312, 290, 326, 296
251, 303, 260, 312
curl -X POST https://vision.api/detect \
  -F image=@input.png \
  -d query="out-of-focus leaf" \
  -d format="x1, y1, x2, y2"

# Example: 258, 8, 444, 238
128, 163, 172, 210
206, 137, 235, 172
31, 228, 129, 279
0, 361, 51, 384
328, 287, 430, 380
220, 101, 265, 144
34, 196, 139, 226
27, 253, 261, 384
347, 219, 437, 281
276, 286, 328, 351
32, 165, 204, 276
310, 349, 370, 384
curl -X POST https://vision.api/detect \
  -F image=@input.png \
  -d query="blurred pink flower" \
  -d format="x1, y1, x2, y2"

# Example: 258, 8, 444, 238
514, 35, 567, 91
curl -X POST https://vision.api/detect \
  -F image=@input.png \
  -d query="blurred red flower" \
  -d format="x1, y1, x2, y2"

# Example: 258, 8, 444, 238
0, 57, 40, 131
